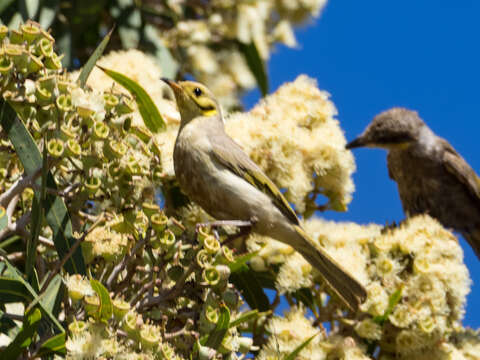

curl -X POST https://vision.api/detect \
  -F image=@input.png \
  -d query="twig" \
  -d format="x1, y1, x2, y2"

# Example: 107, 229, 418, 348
39, 213, 105, 293
137, 263, 196, 311
0, 168, 42, 208
164, 319, 194, 339
2, 312, 24, 321
106, 229, 151, 289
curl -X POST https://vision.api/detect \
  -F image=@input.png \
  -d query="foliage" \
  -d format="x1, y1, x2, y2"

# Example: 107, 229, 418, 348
0, 9, 479, 360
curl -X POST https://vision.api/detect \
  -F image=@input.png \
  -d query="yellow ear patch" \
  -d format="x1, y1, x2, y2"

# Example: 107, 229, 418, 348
203, 108, 218, 117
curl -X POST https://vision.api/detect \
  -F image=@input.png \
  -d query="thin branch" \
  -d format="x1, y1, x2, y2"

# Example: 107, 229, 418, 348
0, 168, 42, 208
106, 229, 151, 289
40, 213, 105, 294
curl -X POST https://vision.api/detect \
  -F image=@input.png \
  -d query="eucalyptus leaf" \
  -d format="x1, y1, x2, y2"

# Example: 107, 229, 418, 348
98, 66, 166, 133
230, 270, 270, 311
38, 0, 59, 29
90, 279, 113, 322
77, 27, 114, 88
0, 277, 33, 303
37, 332, 66, 356
204, 304, 230, 349
238, 41, 269, 96
0, 0, 16, 14
228, 250, 260, 273
0, 99, 86, 275
283, 333, 319, 360
0, 307, 41, 360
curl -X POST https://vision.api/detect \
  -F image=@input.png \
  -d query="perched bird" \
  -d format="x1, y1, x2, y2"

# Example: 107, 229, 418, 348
163, 79, 367, 311
347, 107, 480, 258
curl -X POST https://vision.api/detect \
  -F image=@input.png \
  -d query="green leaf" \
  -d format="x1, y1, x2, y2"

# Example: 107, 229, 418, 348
98, 66, 166, 133
40, 274, 62, 314
90, 279, 113, 322
37, 332, 66, 356
0, 205, 7, 232
238, 41, 269, 96
0, 277, 33, 303
0, 99, 86, 275
230, 270, 270, 311
77, 27, 114, 88
38, 0, 59, 29
26, 138, 48, 280
293, 288, 315, 308
283, 333, 319, 360
2, 260, 64, 332
228, 250, 260, 273
0, 307, 41, 360
20, 0, 39, 19
205, 304, 230, 350
144, 24, 179, 78
373, 286, 403, 325
228, 309, 259, 328
0, 0, 16, 14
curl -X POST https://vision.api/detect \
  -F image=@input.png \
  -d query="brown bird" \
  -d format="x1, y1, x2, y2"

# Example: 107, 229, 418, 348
347, 107, 480, 258
163, 78, 367, 311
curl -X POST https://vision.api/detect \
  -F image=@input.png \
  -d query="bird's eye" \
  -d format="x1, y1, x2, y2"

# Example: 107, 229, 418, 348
193, 87, 202, 97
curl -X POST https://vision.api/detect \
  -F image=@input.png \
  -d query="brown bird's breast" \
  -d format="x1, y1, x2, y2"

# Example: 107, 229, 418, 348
387, 147, 480, 232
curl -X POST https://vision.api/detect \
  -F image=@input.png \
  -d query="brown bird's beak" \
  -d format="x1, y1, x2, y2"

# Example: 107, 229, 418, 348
161, 78, 182, 94
346, 137, 367, 149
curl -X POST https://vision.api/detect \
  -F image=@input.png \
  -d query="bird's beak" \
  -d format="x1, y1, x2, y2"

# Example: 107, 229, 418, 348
161, 78, 182, 94
346, 137, 367, 149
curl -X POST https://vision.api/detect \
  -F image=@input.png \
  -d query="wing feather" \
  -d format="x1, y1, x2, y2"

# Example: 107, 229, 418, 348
441, 139, 480, 202
210, 135, 300, 225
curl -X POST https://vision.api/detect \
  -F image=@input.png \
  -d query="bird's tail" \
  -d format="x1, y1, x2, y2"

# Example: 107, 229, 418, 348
464, 229, 480, 260
292, 225, 367, 312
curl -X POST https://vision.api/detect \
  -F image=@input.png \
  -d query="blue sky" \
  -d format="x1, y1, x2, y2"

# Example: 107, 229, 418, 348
247, 1, 480, 328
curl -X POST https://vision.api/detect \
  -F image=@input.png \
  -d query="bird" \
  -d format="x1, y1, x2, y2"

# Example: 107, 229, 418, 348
162, 78, 367, 311
347, 107, 480, 259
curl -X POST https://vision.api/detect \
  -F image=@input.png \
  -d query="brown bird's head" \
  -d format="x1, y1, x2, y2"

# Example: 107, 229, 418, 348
162, 79, 220, 126
346, 107, 426, 150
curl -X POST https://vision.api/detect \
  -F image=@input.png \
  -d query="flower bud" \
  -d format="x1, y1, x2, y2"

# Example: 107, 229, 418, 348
56, 94, 73, 113
68, 320, 88, 334
83, 176, 101, 197
116, 96, 135, 115
238, 337, 253, 353
103, 93, 119, 110
35, 38, 54, 58
113, 298, 131, 321
0, 56, 13, 75
196, 249, 213, 268
64, 139, 81, 158
44, 52, 63, 70
140, 324, 161, 350
84, 295, 100, 317
142, 202, 160, 219
0, 25, 8, 41
198, 344, 216, 360
151, 212, 168, 234
203, 267, 220, 286
93, 121, 109, 140
104, 140, 127, 160
123, 312, 141, 340
203, 235, 220, 254
21, 22, 41, 44
47, 138, 64, 157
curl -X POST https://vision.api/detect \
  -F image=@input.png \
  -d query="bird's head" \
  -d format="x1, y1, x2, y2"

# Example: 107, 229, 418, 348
346, 107, 425, 150
162, 79, 220, 126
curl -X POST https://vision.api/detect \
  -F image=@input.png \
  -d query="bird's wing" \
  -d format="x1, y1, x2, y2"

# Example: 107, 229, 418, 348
210, 134, 300, 225
441, 139, 480, 201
